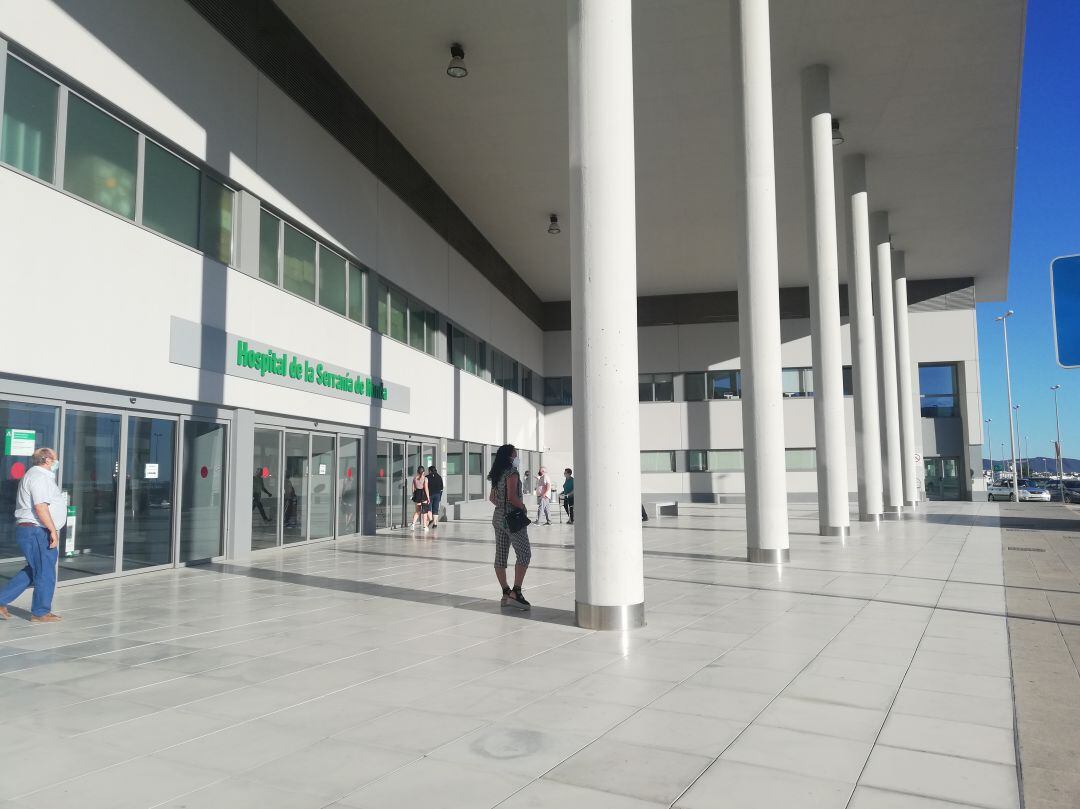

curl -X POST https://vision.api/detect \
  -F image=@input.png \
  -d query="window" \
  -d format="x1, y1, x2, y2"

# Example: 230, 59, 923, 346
283, 224, 316, 301
842, 365, 854, 396
521, 367, 534, 401
63, 94, 137, 218
639, 373, 674, 402
199, 176, 233, 264
1, 56, 58, 181
687, 450, 744, 472
389, 290, 407, 342
467, 444, 485, 500
348, 263, 365, 323
318, 246, 347, 316
543, 376, 572, 406
919, 363, 959, 417
446, 441, 464, 504
258, 210, 280, 284
685, 372, 706, 401
785, 448, 817, 470
710, 370, 741, 399
449, 324, 487, 378
493, 349, 519, 393
425, 310, 439, 355
782, 367, 813, 398
142, 140, 199, 247
408, 300, 428, 351
376, 281, 389, 334
641, 451, 676, 473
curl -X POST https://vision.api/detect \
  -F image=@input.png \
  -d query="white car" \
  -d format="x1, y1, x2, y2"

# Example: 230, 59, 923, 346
987, 480, 1051, 502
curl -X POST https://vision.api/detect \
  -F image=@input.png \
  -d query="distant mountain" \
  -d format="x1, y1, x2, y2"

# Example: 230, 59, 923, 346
984, 456, 1080, 475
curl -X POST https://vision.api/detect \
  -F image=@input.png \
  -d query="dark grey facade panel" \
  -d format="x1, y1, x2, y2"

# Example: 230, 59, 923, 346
185, 0, 546, 326
541, 278, 973, 332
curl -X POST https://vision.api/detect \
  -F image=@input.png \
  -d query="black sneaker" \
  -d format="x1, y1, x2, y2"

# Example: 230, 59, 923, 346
510, 587, 531, 611
500, 586, 512, 608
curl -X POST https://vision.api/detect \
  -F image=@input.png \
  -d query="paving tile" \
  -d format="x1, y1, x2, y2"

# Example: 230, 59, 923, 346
848, 786, 986, 808
497, 779, 666, 808
757, 696, 886, 742
607, 707, 746, 756
332, 707, 487, 753
338, 758, 530, 809
675, 759, 854, 809
879, 713, 1015, 765
153, 777, 331, 809
547, 738, 713, 804
245, 738, 416, 799
860, 745, 1019, 809
722, 724, 873, 784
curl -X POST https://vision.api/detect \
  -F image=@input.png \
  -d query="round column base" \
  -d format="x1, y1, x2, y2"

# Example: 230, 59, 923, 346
904, 500, 918, 509
883, 511, 903, 521
859, 513, 883, 525
883, 505, 902, 513
821, 525, 849, 538
747, 547, 790, 564
576, 601, 645, 631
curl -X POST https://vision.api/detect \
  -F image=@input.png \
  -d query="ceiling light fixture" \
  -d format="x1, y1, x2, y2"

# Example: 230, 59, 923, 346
547, 214, 561, 235
831, 117, 844, 146
447, 43, 468, 78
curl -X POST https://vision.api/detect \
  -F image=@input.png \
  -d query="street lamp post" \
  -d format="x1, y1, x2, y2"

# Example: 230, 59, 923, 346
1015, 405, 1022, 478
1052, 384, 1064, 501
996, 311, 1020, 503
985, 418, 993, 482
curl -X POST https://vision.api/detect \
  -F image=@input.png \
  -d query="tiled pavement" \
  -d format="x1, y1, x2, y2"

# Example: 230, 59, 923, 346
0, 499, 1068, 808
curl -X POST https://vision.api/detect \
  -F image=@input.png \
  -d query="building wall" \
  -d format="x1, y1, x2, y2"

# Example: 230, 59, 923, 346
544, 307, 982, 503
0, 0, 543, 450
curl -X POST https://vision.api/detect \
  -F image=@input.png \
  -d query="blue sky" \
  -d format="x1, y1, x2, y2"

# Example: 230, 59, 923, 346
976, 0, 1080, 464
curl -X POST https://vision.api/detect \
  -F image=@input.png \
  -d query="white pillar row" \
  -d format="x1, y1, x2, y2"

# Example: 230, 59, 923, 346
800, 64, 849, 538
566, 0, 645, 629
892, 250, 920, 507
842, 155, 884, 523
870, 212, 904, 516
731, 0, 790, 563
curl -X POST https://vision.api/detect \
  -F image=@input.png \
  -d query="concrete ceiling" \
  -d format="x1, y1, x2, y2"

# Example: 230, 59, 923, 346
275, 0, 1024, 303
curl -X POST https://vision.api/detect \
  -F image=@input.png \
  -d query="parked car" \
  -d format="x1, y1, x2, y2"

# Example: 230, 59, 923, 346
987, 479, 1051, 502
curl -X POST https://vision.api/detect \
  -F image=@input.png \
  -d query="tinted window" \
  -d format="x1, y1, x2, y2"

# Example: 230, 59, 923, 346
1, 57, 58, 181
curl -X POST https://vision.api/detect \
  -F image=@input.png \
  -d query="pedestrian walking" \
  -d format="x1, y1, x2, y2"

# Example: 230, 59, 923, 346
488, 444, 531, 609
410, 466, 430, 530
562, 468, 575, 524
535, 466, 552, 525
0, 447, 66, 622
427, 465, 444, 528
252, 472, 272, 523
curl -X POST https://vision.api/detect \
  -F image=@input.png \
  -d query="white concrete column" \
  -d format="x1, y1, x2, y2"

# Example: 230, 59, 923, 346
800, 64, 849, 538
567, 0, 645, 629
870, 212, 904, 516
842, 155, 884, 522
732, 0, 789, 563
892, 251, 919, 507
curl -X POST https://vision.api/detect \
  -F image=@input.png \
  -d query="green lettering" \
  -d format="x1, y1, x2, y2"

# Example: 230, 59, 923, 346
236, 341, 248, 368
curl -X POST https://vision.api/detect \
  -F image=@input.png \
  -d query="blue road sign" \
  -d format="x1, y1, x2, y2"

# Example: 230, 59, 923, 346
1051, 255, 1080, 368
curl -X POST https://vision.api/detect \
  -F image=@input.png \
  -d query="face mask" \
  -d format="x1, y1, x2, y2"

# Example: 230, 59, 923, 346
50, 460, 61, 475
511, 456, 520, 470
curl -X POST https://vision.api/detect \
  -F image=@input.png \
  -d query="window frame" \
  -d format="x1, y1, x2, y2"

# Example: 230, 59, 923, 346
640, 451, 677, 474
918, 362, 960, 418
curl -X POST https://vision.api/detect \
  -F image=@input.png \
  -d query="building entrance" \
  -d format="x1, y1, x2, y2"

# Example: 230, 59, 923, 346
924, 456, 962, 500
251, 428, 362, 551
374, 438, 436, 528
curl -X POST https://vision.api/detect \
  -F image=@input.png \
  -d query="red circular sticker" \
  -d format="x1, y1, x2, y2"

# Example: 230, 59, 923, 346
347, 467, 354, 479
378, 468, 385, 478
9, 461, 25, 480
261, 466, 270, 478
200, 466, 208, 479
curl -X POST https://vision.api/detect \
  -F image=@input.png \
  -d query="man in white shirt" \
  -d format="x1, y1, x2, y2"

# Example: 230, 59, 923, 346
535, 467, 552, 526
0, 447, 66, 622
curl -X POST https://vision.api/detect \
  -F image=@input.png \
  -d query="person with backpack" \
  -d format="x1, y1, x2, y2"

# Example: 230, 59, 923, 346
488, 444, 531, 610
426, 465, 444, 529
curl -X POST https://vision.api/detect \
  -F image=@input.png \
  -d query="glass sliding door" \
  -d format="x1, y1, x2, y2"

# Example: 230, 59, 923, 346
0, 400, 59, 585
467, 444, 484, 501
375, 441, 390, 529
338, 436, 360, 536
122, 416, 175, 570
179, 420, 227, 562
309, 434, 335, 541
60, 410, 121, 580
390, 442, 405, 527
283, 432, 309, 543
252, 429, 281, 550
446, 441, 464, 505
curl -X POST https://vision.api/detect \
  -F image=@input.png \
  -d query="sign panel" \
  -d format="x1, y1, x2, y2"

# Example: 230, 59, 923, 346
145, 463, 159, 479
169, 317, 410, 413
4, 429, 35, 456
1050, 255, 1080, 368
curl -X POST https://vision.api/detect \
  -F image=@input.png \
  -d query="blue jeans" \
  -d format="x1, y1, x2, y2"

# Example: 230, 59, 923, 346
429, 492, 443, 520
0, 525, 58, 616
